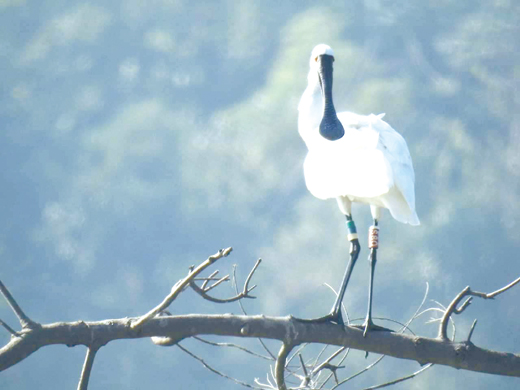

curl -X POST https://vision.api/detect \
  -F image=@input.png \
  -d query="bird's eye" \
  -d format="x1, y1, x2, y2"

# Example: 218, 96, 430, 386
314, 56, 318, 62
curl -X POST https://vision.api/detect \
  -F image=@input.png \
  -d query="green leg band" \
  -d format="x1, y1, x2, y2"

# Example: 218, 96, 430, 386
346, 220, 358, 241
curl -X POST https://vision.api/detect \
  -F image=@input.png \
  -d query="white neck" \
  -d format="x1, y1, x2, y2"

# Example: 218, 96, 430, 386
298, 70, 322, 148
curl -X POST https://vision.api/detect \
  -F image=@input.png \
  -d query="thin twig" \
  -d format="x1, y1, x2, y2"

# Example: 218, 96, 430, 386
439, 277, 520, 340
400, 282, 430, 333
190, 258, 260, 303
190, 279, 254, 303
77, 346, 98, 390
232, 264, 276, 361
244, 259, 262, 294
254, 373, 276, 389
311, 344, 330, 373
454, 297, 472, 314
317, 348, 351, 389
312, 347, 346, 376
201, 270, 220, 290
193, 336, 273, 361
313, 347, 347, 388
286, 343, 308, 368
233, 265, 247, 313
0, 319, 18, 336
362, 363, 433, 389
422, 302, 457, 340
0, 280, 37, 329
331, 355, 386, 389
467, 319, 478, 343
299, 354, 308, 378
283, 343, 308, 379
205, 275, 231, 292
298, 354, 310, 387
193, 277, 222, 281
256, 340, 276, 362
177, 343, 260, 389
198, 270, 231, 292
131, 247, 232, 329
275, 342, 293, 390
485, 276, 520, 298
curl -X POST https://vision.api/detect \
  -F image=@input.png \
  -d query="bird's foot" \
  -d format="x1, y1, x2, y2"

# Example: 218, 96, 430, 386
295, 311, 346, 326
352, 319, 392, 337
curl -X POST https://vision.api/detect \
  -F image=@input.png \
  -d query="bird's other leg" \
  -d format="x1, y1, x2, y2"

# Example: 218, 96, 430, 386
358, 214, 392, 336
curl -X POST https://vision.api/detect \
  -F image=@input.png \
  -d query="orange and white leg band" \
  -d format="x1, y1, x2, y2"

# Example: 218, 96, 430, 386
368, 226, 379, 249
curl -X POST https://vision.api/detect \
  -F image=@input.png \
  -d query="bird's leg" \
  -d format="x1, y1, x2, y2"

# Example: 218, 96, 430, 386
356, 219, 392, 336
297, 214, 360, 325
327, 214, 360, 325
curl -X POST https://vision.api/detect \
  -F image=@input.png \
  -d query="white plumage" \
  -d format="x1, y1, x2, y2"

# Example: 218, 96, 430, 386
297, 44, 419, 332
298, 44, 419, 226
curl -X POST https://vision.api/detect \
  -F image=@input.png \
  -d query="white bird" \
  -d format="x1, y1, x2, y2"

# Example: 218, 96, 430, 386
298, 44, 419, 335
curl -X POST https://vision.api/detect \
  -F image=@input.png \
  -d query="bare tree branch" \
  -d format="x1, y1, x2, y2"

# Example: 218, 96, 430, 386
467, 320, 478, 343
2, 310, 520, 377
0, 319, 18, 336
283, 344, 311, 382
439, 277, 520, 340
203, 275, 230, 292
200, 270, 227, 291
298, 353, 310, 387
0, 280, 38, 330
232, 264, 277, 362
2, 249, 519, 390
312, 347, 346, 379
326, 283, 433, 389
77, 346, 98, 390
131, 247, 232, 329
422, 304, 457, 340
311, 344, 330, 373
193, 276, 225, 282
331, 355, 386, 389
324, 283, 437, 389
362, 363, 433, 389
189, 258, 261, 303
286, 343, 308, 370
177, 342, 261, 389
317, 347, 350, 389
275, 342, 293, 390
193, 336, 274, 361
243, 259, 262, 295
484, 277, 520, 298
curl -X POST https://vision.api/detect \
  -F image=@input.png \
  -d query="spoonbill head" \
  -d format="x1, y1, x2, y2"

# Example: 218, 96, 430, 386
303, 44, 344, 141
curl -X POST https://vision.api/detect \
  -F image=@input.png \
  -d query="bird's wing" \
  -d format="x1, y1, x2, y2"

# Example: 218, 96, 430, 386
369, 114, 419, 224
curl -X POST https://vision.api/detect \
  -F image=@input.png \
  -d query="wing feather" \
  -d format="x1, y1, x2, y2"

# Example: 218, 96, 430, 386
303, 112, 419, 225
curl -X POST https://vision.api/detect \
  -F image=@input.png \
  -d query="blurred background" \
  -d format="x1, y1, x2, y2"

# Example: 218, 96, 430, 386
1, 0, 519, 388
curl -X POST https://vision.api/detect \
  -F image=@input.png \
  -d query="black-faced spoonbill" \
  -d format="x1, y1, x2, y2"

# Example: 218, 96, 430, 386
298, 44, 420, 336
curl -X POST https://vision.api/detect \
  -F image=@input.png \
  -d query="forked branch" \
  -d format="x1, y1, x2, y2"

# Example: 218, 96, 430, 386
190, 259, 261, 303
0, 280, 38, 330
438, 277, 520, 340
131, 247, 233, 329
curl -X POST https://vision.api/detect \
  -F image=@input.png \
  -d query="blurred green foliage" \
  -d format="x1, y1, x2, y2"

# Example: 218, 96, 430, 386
1, 1, 519, 389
